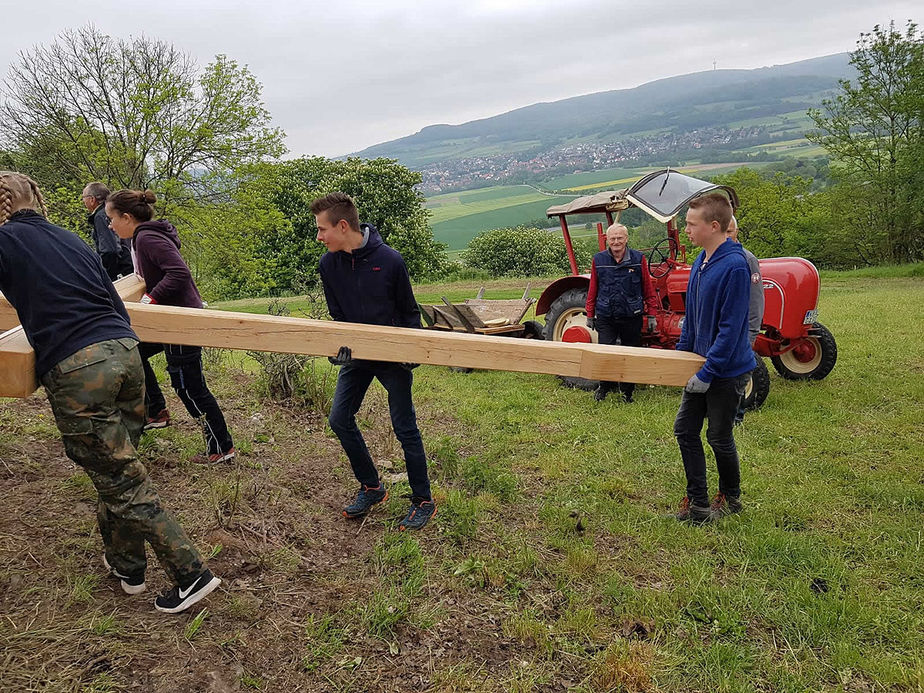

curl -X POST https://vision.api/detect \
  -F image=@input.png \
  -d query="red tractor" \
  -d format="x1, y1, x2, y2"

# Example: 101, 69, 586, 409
538, 169, 837, 408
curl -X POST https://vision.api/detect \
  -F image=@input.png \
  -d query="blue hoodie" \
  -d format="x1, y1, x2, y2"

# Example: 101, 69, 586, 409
318, 224, 421, 329
677, 238, 756, 382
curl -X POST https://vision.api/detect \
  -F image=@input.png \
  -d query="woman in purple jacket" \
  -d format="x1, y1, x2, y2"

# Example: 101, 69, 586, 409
107, 189, 235, 464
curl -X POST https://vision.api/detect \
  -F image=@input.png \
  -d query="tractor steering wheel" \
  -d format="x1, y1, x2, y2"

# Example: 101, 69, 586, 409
648, 237, 678, 278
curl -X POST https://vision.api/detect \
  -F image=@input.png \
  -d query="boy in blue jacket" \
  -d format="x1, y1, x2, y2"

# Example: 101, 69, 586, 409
673, 193, 756, 523
312, 192, 435, 531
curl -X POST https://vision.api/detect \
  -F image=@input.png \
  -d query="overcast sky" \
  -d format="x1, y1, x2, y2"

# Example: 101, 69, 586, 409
2, 1, 920, 158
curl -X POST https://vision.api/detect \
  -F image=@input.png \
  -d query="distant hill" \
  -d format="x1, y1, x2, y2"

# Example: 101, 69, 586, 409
353, 53, 853, 168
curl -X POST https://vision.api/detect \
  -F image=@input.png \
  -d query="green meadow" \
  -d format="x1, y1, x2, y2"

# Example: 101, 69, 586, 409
2, 270, 922, 691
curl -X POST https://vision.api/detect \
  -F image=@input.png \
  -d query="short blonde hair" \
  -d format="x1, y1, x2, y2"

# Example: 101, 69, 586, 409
0, 171, 47, 226
606, 223, 628, 238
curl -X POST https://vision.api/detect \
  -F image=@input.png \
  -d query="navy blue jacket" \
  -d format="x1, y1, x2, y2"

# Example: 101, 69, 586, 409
0, 210, 136, 377
318, 224, 421, 329
88, 204, 133, 280
591, 247, 644, 318
676, 238, 756, 382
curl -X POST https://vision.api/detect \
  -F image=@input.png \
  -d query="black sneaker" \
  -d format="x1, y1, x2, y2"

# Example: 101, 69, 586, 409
594, 386, 608, 402
398, 496, 437, 531
710, 493, 743, 519
674, 496, 712, 523
102, 554, 146, 595
342, 483, 388, 518
154, 570, 221, 614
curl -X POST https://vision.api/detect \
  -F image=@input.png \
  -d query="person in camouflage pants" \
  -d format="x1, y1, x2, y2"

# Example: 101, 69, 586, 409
41, 339, 205, 586
0, 170, 220, 613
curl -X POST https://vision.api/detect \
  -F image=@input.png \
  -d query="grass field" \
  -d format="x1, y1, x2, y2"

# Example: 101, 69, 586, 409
1, 273, 922, 691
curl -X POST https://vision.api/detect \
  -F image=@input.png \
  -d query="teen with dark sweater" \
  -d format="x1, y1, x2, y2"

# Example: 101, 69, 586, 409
0, 171, 220, 613
106, 189, 235, 464
312, 192, 436, 531
673, 193, 756, 523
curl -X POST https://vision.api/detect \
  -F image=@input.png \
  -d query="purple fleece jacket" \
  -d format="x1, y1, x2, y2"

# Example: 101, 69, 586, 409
132, 220, 203, 308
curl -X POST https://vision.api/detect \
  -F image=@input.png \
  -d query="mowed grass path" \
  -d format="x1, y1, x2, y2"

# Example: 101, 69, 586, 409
0, 275, 921, 691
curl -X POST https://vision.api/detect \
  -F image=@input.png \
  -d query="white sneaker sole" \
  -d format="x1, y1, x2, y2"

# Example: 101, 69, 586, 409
154, 576, 222, 614
102, 555, 146, 594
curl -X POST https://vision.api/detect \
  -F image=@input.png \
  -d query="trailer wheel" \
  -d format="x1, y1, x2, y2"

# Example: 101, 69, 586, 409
742, 357, 770, 411
542, 288, 598, 390
771, 322, 837, 380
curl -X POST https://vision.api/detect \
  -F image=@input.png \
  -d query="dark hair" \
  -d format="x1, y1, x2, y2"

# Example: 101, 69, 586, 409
83, 181, 110, 202
688, 192, 733, 234
310, 192, 360, 232
106, 189, 157, 222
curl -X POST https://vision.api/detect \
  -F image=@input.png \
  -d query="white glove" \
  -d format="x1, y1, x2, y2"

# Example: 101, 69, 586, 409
685, 374, 710, 393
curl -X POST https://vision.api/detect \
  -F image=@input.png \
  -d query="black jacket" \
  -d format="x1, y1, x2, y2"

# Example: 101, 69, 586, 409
0, 210, 136, 377
89, 205, 134, 280
318, 224, 420, 328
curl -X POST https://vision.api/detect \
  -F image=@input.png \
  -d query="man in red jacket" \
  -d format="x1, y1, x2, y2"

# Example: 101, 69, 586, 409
585, 223, 658, 402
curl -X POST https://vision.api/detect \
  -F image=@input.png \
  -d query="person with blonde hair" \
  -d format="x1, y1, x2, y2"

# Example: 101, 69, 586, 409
106, 188, 235, 464
0, 171, 220, 613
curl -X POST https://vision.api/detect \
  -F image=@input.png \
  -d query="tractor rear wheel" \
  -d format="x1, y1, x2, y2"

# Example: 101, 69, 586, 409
742, 357, 770, 411
771, 322, 837, 380
542, 288, 598, 391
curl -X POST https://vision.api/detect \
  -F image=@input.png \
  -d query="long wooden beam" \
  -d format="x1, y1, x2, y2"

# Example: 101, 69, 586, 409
121, 303, 702, 384
2, 284, 705, 399
0, 275, 147, 397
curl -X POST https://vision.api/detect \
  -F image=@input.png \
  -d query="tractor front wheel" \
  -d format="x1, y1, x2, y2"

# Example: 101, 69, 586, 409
542, 288, 598, 391
771, 322, 837, 380
742, 357, 770, 411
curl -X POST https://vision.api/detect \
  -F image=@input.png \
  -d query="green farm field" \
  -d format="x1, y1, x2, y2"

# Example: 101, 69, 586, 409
1, 270, 922, 691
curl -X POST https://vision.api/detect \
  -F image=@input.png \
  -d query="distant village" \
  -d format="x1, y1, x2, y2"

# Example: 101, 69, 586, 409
417, 125, 771, 194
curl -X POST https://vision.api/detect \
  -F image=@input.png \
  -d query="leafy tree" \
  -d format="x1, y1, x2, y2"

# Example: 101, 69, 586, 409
462, 226, 591, 277
258, 157, 448, 290
807, 21, 924, 263
1, 25, 285, 212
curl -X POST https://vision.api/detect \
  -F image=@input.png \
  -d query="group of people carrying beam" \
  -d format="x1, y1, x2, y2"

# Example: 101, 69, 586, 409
0, 168, 758, 615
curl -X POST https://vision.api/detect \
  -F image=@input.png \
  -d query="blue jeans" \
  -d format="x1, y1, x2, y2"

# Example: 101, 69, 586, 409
673, 372, 749, 506
328, 361, 430, 500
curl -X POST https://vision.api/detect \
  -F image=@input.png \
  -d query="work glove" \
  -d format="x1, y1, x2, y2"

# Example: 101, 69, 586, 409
400, 362, 420, 371
139, 293, 156, 304
646, 315, 657, 333
328, 346, 352, 366
684, 374, 710, 394
586, 316, 596, 331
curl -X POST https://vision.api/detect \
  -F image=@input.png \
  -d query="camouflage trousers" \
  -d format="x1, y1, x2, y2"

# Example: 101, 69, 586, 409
41, 338, 204, 585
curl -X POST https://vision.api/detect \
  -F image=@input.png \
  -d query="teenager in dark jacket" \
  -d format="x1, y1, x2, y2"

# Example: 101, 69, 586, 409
584, 223, 659, 402
81, 182, 133, 280
312, 192, 435, 531
673, 193, 755, 524
106, 189, 235, 464
0, 171, 220, 614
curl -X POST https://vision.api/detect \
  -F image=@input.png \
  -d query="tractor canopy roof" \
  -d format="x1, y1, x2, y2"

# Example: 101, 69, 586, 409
546, 168, 739, 223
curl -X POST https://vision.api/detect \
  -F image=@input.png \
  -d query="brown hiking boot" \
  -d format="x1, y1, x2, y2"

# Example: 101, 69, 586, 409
710, 493, 743, 519
673, 496, 712, 523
